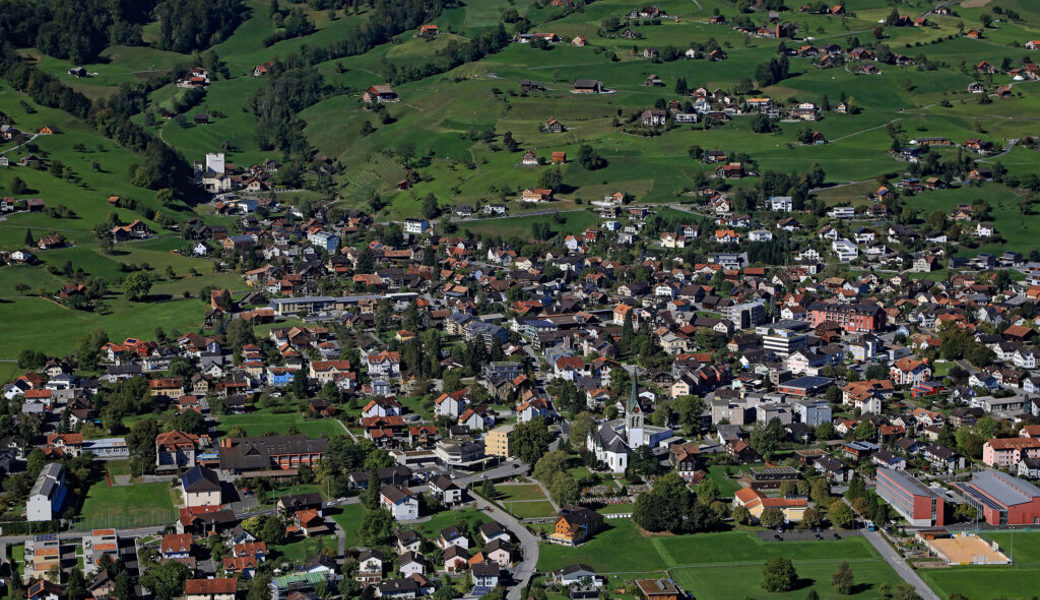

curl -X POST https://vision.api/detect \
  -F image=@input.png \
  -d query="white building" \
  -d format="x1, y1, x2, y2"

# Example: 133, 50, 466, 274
205, 153, 225, 175
27, 463, 66, 522
403, 219, 430, 235
380, 486, 419, 521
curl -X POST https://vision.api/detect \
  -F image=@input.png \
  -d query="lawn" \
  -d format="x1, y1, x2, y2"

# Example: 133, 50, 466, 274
219, 411, 346, 438
416, 508, 491, 539
77, 481, 179, 529
102, 460, 132, 477
707, 465, 747, 498
495, 484, 548, 502
502, 500, 556, 518
329, 503, 366, 547
272, 535, 332, 564
539, 519, 881, 572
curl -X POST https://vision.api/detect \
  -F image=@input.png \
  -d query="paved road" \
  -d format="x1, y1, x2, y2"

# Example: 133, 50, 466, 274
471, 490, 538, 600
456, 460, 530, 486
862, 530, 940, 600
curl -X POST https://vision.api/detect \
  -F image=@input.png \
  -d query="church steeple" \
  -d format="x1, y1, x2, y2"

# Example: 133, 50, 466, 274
625, 368, 643, 445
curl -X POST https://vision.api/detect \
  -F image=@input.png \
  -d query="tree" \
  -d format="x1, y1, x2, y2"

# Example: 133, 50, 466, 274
533, 451, 569, 483
762, 557, 798, 592
139, 560, 190, 600
291, 369, 308, 399
422, 194, 440, 220
829, 500, 856, 529
577, 144, 607, 170
832, 561, 855, 595
359, 508, 395, 546
854, 421, 877, 441
759, 507, 784, 529
126, 418, 158, 475
732, 504, 751, 525
810, 478, 831, 506
514, 417, 552, 464
751, 418, 785, 460
10, 177, 29, 195
548, 472, 579, 506
570, 412, 595, 447
802, 508, 823, 530
778, 480, 797, 498
260, 515, 287, 545
538, 168, 563, 193
122, 272, 152, 302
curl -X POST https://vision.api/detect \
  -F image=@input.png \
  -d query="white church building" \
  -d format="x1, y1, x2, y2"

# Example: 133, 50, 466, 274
586, 374, 672, 473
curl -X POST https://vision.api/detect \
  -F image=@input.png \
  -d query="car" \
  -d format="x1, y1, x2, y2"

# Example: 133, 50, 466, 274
815, 534, 824, 540
833, 533, 841, 539
774, 534, 783, 541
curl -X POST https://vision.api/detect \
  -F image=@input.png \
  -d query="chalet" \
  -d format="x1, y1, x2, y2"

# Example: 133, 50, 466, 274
715, 162, 744, 179
363, 85, 399, 103
522, 188, 554, 203
573, 80, 606, 94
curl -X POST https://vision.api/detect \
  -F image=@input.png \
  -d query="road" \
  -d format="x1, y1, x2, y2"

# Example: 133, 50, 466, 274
456, 460, 530, 487
470, 490, 539, 600
862, 530, 940, 600
0, 133, 41, 156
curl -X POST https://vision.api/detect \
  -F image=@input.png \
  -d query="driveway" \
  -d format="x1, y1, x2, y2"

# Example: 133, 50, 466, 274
862, 529, 939, 600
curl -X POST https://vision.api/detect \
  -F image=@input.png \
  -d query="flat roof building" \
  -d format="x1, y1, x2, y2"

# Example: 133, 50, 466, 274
876, 468, 946, 527
955, 469, 1040, 526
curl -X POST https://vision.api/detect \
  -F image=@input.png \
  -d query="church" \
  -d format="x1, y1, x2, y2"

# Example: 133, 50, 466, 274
587, 375, 673, 473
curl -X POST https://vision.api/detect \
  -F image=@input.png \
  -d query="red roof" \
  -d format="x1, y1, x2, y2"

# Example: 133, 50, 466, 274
184, 578, 237, 595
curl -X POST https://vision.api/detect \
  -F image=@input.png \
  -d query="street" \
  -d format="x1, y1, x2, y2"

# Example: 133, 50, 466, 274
862, 529, 940, 600
469, 490, 539, 600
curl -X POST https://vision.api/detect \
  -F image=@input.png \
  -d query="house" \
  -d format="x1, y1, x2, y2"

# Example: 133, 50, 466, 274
640, 109, 667, 126
381, 486, 419, 521
181, 466, 222, 507
522, 188, 555, 203
428, 475, 464, 504
573, 80, 606, 94
549, 505, 604, 546
545, 118, 565, 133
715, 162, 744, 178
363, 84, 399, 103
184, 579, 237, 600
471, 562, 501, 588
890, 358, 931, 386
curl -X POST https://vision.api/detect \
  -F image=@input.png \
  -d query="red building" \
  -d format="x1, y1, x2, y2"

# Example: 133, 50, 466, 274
955, 470, 1040, 526
807, 302, 885, 333
876, 468, 946, 527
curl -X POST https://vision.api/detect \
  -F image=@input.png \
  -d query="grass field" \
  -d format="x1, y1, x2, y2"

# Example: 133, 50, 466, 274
329, 503, 365, 548
218, 412, 346, 438
495, 484, 548, 502
707, 465, 746, 498
77, 481, 179, 529
416, 508, 491, 539
502, 500, 556, 518
537, 519, 901, 598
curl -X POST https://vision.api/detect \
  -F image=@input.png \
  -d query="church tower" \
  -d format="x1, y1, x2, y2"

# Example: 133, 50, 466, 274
625, 371, 644, 447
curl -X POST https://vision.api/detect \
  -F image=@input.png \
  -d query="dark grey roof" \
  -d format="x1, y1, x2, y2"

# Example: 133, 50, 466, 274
182, 466, 221, 493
